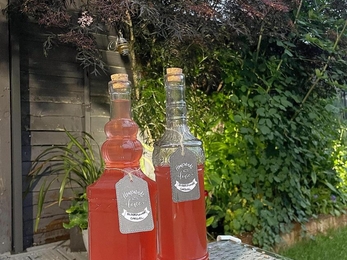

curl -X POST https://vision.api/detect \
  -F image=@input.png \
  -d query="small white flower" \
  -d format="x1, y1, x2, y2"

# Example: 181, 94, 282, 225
78, 11, 93, 28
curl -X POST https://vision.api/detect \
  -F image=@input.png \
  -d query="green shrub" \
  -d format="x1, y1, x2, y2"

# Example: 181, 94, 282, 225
201, 50, 347, 249
133, 0, 347, 250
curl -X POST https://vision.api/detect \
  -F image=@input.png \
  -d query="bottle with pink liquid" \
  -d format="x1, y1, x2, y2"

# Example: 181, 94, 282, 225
87, 74, 156, 260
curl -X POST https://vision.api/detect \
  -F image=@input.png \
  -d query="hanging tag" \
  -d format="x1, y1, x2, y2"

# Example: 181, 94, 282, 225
170, 147, 200, 202
116, 175, 154, 234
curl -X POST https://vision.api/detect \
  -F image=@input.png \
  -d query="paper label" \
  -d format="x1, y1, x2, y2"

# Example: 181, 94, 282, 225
115, 175, 154, 234
170, 147, 200, 202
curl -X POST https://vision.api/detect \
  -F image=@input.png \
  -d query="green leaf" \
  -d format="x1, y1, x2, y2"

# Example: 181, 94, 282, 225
280, 97, 292, 107
234, 114, 242, 123
276, 40, 284, 47
207, 172, 223, 186
249, 156, 258, 166
266, 119, 273, 128
324, 182, 338, 193
308, 112, 317, 119
206, 216, 215, 227
256, 107, 266, 116
284, 49, 293, 57
268, 108, 277, 115
311, 172, 317, 184
233, 174, 241, 185
259, 125, 271, 135
315, 69, 322, 77
232, 219, 241, 231
240, 127, 250, 134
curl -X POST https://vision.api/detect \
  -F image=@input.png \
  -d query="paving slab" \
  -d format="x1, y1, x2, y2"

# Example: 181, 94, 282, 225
0, 241, 87, 260
208, 241, 288, 260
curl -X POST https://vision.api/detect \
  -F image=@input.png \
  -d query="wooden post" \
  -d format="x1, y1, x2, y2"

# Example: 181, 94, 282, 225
10, 16, 24, 253
0, 0, 13, 254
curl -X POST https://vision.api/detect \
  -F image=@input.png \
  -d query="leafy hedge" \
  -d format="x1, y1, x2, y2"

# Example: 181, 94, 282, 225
133, 0, 347, 250
201, 50, 347, 249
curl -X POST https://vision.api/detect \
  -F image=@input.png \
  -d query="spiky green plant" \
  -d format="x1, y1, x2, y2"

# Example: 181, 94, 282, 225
28, 129, 104, 231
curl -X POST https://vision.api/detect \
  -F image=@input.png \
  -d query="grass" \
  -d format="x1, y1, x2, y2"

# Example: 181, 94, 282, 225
278, 225, 347, 260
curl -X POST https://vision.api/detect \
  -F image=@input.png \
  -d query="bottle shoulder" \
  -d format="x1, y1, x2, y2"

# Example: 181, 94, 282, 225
154, 125, 201, 145
152, 129, 205, 166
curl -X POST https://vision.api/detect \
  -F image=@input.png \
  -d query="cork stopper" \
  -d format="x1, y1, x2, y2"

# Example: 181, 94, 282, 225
166, 68, 183, 82
111, 73, 128, 89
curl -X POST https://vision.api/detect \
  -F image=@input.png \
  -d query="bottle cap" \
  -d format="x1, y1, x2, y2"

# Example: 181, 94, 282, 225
166, 68, 182, 82
111, 73, 128, 89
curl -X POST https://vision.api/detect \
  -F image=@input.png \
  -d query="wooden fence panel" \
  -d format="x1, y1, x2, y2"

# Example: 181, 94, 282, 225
20, 25, 86, 248
0, 0, 12, 253
19, 22, 130, 249
88, 72, 110, 145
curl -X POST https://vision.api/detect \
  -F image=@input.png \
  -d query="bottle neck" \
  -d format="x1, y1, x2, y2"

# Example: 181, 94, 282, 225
109, 86, 131, 120
165, 79, 187, 129
103, 77, 142, 169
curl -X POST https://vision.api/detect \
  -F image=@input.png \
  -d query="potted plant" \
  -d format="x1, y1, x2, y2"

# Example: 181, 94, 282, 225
63, 192, 89, 250
28, 129, 104, 249
63, 192, 88, 231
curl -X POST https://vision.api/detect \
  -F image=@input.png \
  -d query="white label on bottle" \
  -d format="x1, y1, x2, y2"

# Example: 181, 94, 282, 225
174, 179, 198, 192
121, 208, 150, 222
115, 175, 154, 234
170, 147, 200, 202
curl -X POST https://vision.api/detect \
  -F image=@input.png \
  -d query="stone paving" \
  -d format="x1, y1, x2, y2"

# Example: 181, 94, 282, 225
0, 241, 87, 260
0, 239, 289, 260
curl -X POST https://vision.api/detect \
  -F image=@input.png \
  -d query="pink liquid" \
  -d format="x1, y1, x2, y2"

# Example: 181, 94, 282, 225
155, 165, 209, 260
88, 169, 157, 260
102, 100, 142, 169
101, 118, 143, 168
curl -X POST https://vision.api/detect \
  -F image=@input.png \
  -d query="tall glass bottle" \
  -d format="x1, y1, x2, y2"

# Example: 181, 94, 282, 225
153, 68, 209, 260
87, 74, 156, 260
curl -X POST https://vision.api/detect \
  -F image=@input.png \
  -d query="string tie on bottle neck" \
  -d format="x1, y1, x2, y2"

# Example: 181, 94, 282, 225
111, 167, 142, 182
166, 127, 185, 156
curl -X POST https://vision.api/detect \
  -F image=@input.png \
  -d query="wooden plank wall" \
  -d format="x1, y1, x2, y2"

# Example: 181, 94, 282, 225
20, 25, 131, 249
0, 0, 12, 253
20, 32, 86, 248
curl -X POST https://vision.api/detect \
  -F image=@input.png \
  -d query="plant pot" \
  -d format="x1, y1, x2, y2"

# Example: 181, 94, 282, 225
82, 229, 89, 252
69, 226, 87, 252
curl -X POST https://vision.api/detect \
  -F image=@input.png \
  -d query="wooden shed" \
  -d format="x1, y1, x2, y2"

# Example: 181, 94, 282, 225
0, 2, 132, 253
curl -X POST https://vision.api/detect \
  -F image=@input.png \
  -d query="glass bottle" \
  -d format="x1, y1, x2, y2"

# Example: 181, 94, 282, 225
87, 74, 156, 260
153, 68, 209, 260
